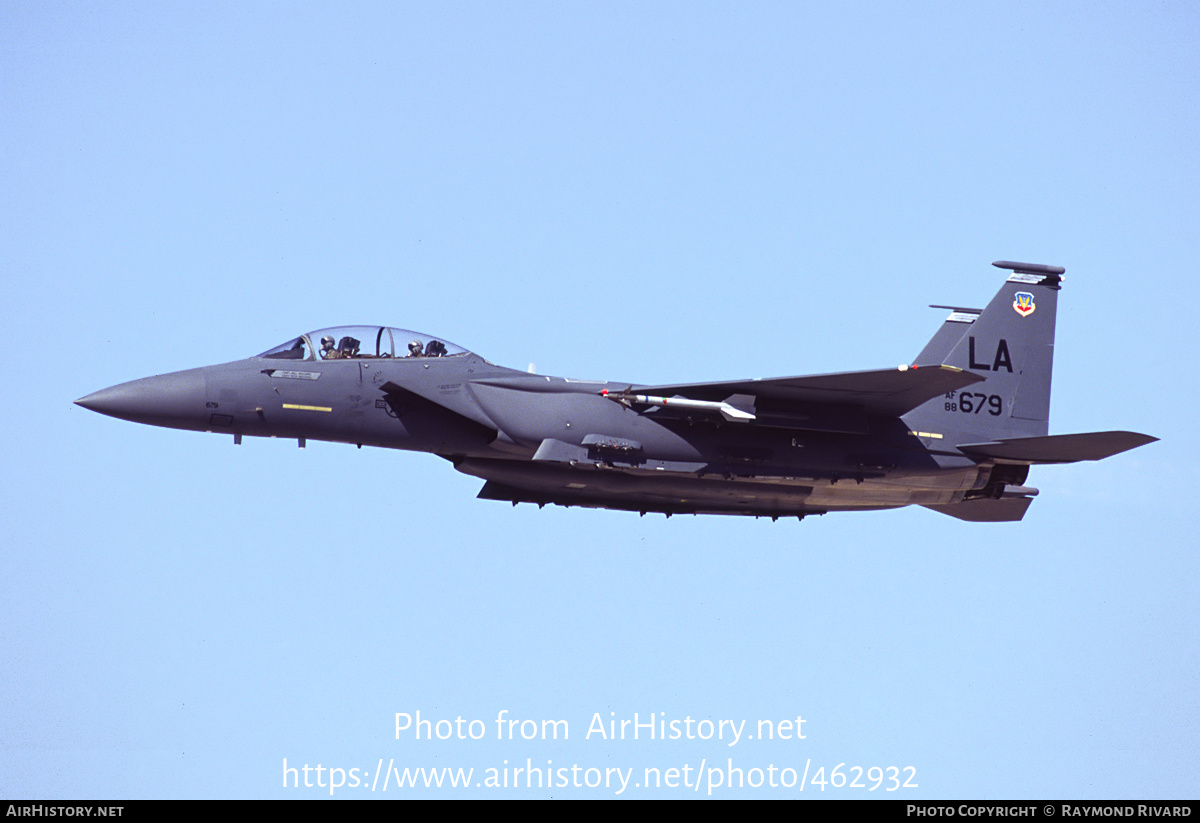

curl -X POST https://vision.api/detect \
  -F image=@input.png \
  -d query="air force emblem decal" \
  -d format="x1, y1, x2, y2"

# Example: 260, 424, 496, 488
1012, 291, 1036, 317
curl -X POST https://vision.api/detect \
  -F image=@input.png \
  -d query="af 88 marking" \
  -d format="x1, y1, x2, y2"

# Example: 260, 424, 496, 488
944, 391, 1003, 416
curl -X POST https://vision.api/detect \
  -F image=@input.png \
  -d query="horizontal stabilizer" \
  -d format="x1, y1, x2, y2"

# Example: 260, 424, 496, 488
635, 365, 984, 419
924, 496, 1035, 522
957, 431, 1158, 464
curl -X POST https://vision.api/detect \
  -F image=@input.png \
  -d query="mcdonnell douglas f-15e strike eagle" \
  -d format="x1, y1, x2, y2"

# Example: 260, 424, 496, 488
77, 261, 1156, 522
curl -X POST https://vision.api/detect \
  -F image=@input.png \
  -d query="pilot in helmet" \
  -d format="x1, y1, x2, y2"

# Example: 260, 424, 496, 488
408, 340, 424, 357
320, 336, 340, 359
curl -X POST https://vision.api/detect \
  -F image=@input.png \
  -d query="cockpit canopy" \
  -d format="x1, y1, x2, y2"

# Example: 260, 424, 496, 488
257, 326, 468, 361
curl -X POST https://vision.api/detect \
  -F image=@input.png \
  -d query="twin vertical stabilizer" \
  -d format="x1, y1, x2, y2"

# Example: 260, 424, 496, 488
906, 261, 1063, 443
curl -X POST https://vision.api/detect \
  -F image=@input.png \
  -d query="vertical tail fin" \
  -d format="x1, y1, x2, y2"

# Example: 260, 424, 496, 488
913, 305, 983, 365
905, 261, 1063, 442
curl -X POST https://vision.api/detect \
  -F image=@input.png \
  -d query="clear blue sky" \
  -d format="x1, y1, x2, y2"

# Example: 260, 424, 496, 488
3, 1, 1196, 798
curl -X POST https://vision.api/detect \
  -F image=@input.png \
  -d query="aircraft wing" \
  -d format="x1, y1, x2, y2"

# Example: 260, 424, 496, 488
633, 365, 984, 418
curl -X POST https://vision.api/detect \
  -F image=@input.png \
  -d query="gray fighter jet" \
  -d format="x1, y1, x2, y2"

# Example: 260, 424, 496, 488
76, 261, 1155, 521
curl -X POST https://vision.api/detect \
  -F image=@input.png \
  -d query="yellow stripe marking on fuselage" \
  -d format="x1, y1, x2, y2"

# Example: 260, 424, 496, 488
282, 403, 333, 412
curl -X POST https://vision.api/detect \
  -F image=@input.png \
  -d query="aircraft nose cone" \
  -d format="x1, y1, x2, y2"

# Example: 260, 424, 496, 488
76, 368, 208, 430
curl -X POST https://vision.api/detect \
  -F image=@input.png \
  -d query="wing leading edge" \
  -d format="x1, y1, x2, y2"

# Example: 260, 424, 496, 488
629, 364, 985, 418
